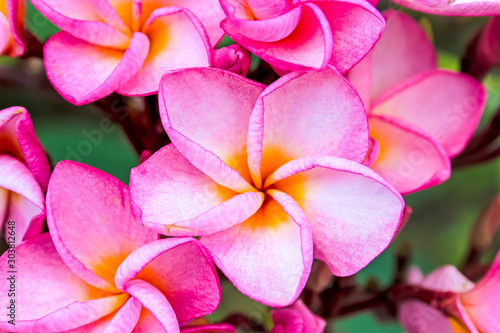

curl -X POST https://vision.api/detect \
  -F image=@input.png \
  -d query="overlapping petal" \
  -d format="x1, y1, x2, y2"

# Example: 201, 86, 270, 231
271, 299, 326, 333
47, 160, 158, 292
1, 0, 25, 56
389, 0, 500, 16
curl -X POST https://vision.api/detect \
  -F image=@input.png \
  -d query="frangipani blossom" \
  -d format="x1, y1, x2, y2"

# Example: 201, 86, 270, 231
348, 10, 486, 195
30, 0, 225, 105
390, 0, 500, 16
0, 160, 221, 332
399, 252, 500, 333
0, 0, 24, 56
0, 106, 50, 244
270, 299, 326, 332
130, 67, 405, 306
219, 0, 385, 73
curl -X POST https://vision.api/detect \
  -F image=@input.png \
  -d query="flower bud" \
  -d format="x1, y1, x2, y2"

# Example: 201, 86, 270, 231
214, 44, 252, 76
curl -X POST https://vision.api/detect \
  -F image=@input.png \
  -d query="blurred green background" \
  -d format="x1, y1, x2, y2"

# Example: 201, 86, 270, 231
0, 1, 499, 332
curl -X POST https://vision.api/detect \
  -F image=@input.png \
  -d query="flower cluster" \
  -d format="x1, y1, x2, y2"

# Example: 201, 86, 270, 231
0, 0, 499, 332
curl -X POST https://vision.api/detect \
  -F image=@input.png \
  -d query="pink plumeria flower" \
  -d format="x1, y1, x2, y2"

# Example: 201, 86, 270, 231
347, 10, 486, 195
399, 252, 500, 333
30, 0, 225, 105
219, 0, 385, 73
130, 67, 405, 307
181, 324, 235, 333
0, 106, 50, 244
271, 299, 326, 332
0, 0, 24, 56
390, 0, 500, 16
0, 160, 221, 332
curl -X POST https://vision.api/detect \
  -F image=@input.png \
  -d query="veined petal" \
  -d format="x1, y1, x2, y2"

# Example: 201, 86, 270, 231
30, 0, 131, 48
201, 191, 313, 307
118, 7, 212, 96
130, 144, 264, 236
348, 10, 437, 104
246, 0, 291, 19
368, 116, 450, 195
247, 68, 368, 188
222, 3, 333, 71
159, 68, 264, 192
0, 155, 45, 244
389, 0, 500, 16
47, 161, 158, 293
116, 238, 220, 322
268, 155, 404, 276
0, 234, 127, 332
44, 31, 149, 105
371, 69, 487, 157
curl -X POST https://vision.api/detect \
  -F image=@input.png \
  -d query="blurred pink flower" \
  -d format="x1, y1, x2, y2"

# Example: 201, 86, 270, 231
348, 10, 486, 195
399, 251, 500, 333
0, 160, 221, 332
0, 106, 50, 244
181, 323, 235, 333
30, 0, 225, 105
130, 67, 404, 307
219, 0, 385, 73
389, 0, 500, 16
0, 0, 24, 56
271, 299, 326, 332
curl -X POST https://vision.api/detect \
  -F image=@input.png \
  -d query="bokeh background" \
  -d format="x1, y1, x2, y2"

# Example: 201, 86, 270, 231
0, 1, 499, 331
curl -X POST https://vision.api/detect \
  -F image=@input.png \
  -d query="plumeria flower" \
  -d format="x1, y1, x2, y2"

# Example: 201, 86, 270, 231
30, 0, 225, 105
399, 252, 500, 333
270, 299, 326, 332
130, 67, 405, 307
0, 106, 50, 244
347, 10, 486, 195
218, 0, 385, 73
390, 0, 500, 16
0, 0, 24, 56
0, 160, 221, 332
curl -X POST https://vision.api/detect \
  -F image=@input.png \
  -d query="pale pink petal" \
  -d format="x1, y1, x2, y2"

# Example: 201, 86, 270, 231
201, 190, 313, 307
30, 0, 131, 48
130, 144, 264, 236
310, 0, 385, 73
159, 68, 264, 192
118, 7, 212, 96
389, 0, 500, 16
271, 299, 326, 333
47, 160, 158, 293
44, 31, 149, 105
220, 0, 254, 20
398, 300, 455, 333
116, 238, 220, 322
181, 324, 235, 333
222, 3, 333, 70
0, 106, 51, 190
246, 0, 291, 19
420, 266, 474, 293
88, 0, 131, 34
125, 279, 180, 333
247, 68, 368, 188
0, 233, 128, 332
132, 308, 169, 333
371, 70, 487, 157
348, 10, 437, 104
0, 155, 45, 244
268, 155, 404, 276
368, 116, 450, 195
0, 12, 9, 55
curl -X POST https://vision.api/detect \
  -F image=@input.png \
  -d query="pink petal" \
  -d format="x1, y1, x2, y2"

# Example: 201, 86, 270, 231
220, 0, 255, 19
181, 324, 235, 333
246, 0, 291, 19
310, 0, 385, 73
47, 160, 158, 293
389, 0, 500, 16
214, 44, 252, 76
0, 233, 128, 332
118, 7, 212, 96
267, 155, 404, 276
420, 265, 474, 293
368, 116, 451, 195
30, 0, 131, 48
222, 3, 333, 70
116, 238, 220, 322
4, 0, 25, 57
201, 190, 313, 307
371, 69, 487, 157
159, 68, 264, 192
44, 31, 149, 105
88, 0, 131, 34
0, 12, 9, 55
271, 299, 326, 333
247, 67, 368, 188
0, 106, 51, 190
130, 144, 264, 236
125, 279, 180, 333
398, 300, 455, 333
0, 155, 45, 244
348, 10, 437, 104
